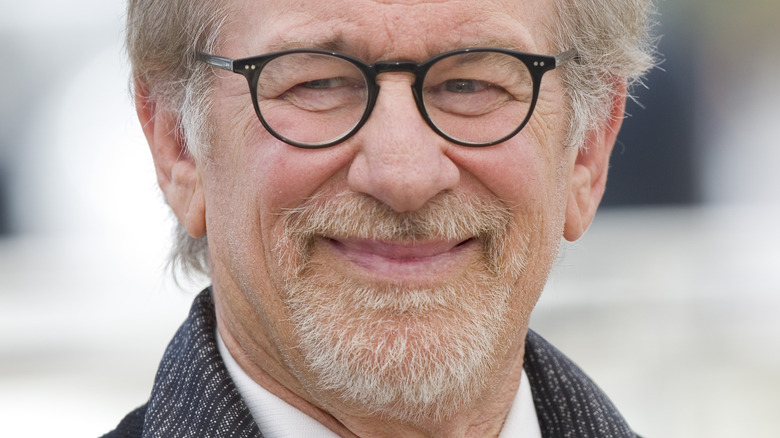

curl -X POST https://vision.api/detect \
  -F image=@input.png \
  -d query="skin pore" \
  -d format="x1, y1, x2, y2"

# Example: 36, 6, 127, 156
137, 0, 624, 436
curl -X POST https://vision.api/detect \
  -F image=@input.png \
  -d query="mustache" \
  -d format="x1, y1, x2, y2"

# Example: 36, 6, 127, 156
279, 191, 513, 243
274, 190, 519, 279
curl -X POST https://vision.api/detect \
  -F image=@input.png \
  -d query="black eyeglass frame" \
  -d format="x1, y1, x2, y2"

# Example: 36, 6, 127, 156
197, 47, 578, 148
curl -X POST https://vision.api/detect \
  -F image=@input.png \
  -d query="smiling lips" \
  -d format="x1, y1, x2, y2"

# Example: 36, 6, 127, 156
325, 237, 476, 280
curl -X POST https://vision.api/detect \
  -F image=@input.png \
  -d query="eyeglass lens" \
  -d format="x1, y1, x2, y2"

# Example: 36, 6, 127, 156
254, 51, 535, 146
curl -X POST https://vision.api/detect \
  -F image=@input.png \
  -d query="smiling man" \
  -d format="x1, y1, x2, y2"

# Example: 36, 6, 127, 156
107, 0, 656, 437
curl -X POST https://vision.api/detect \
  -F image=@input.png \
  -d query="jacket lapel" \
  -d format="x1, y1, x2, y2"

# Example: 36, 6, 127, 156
141, 289, 263, 438
524, 330, 638, 438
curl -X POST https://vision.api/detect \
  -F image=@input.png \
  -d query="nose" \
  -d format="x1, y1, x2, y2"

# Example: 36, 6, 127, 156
347, 75, 460, 212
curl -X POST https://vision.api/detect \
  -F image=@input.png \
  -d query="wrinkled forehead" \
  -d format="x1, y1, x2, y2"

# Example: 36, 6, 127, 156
220, 0, 557, 61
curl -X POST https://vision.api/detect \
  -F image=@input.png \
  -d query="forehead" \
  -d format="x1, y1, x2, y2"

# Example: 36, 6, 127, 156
222, 0, 556, 61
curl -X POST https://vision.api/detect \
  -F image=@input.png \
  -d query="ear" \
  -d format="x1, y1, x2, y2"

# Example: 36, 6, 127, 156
135, 78, 207, 238
563, 79, 627, 241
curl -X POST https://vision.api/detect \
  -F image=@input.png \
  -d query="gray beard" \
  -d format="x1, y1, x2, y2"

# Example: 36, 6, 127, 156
273, 191, 529, 422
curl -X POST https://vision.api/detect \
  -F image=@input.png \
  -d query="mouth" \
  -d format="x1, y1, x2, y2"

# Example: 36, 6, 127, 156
323, 237, 478, 282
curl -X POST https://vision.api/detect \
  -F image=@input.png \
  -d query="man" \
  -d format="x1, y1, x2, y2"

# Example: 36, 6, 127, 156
107, 0, 655, 436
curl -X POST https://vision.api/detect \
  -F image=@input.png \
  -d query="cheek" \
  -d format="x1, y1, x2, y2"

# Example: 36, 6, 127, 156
448, 134, 566, 207
255, 145, 356, 212
209, 90, 359, 213
205, 113, 360, 278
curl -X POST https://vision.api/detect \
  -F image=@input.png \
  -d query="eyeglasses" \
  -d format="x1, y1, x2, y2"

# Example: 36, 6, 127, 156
197, 47, 578, 148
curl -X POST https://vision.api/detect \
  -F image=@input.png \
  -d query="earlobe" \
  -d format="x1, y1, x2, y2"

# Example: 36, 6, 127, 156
135, 79, 207, 238
563, 79, 627, 241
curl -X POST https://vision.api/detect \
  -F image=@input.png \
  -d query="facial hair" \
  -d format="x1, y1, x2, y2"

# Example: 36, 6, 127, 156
272, 190, 531, 423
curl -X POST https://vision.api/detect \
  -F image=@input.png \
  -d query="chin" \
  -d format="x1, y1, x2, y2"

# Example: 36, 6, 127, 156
280, 253, 522, 422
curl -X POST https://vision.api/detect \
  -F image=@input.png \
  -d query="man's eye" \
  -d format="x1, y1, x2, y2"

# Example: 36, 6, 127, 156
300, 77, 347, 90
444, 79, 488, 94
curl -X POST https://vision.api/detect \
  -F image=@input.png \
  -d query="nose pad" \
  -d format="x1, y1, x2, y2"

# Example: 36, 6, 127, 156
347, 77, 460, 212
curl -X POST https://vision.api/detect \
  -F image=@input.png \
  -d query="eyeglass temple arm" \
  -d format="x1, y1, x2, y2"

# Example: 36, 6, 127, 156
554, 49, 579, 67
197, 53, 235, 72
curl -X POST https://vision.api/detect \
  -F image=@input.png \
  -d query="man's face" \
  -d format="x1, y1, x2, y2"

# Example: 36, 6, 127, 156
199, 0, 578, 421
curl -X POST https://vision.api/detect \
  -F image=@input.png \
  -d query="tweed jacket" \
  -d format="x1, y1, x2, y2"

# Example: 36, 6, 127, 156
103, 289, 639, 438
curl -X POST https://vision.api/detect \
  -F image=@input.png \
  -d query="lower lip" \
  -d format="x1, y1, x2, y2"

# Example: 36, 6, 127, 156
324, 238, 477, 282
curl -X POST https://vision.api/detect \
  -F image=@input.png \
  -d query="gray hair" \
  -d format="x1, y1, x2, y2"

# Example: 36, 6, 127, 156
125, 0, 657, 279
550, 0, 658, 148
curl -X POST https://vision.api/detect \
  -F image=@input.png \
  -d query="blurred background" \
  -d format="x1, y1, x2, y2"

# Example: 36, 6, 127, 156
1, 0, 778, 436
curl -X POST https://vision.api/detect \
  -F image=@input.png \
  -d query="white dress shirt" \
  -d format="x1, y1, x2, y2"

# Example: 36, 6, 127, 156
217, 331, 542, 437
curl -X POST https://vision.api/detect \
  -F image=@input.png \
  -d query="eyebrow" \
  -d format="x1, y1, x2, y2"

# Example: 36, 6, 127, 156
263, 36, 349, 53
